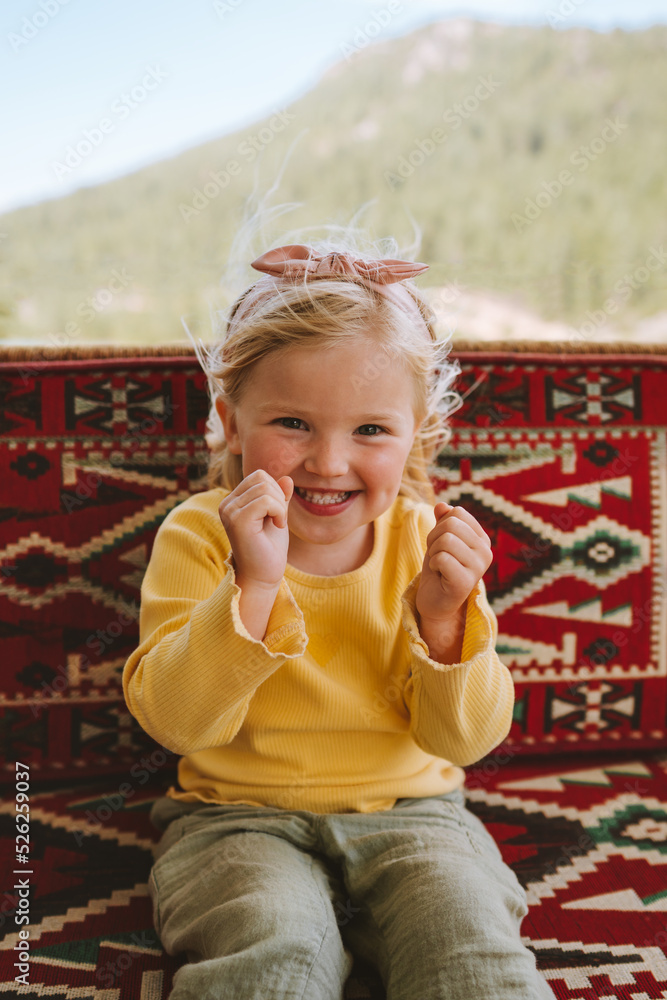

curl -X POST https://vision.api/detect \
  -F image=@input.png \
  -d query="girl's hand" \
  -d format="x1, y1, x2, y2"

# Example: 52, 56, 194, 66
416, 502, 492, 632
218, 471, 293, 589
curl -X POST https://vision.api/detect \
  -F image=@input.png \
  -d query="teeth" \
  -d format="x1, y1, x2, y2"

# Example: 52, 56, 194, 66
296, 488, 351, 505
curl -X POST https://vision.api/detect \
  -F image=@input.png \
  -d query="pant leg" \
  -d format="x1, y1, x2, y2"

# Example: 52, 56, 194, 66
148, 799, 353, 1000
318, 788, 553, 1000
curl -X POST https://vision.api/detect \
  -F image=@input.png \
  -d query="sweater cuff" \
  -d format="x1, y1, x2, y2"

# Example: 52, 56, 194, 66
400, 575, 493, 670
223, 552, 308, 657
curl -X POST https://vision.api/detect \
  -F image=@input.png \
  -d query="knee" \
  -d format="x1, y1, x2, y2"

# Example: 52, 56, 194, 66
377, 853, 526, 927
445, 874, 527, 939
222, 884, 331, 944
162, 878, 336, 963
444, 859, 527, 922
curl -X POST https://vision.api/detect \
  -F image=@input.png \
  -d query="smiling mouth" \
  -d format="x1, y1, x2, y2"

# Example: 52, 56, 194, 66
295, 487, 355, 505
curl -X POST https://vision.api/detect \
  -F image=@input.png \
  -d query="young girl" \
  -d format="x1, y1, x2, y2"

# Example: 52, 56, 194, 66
123, 240, 552, 999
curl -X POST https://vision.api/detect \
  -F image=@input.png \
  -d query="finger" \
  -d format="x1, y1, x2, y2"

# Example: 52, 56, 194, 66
238, 495, 289, 529
431, 524, 493, 570
451, 506, 492, 544
429, 531, 482, 572
232, 479, 289, 511
277, 475, 293, 503
272, 478, 292, 528
221, 469, 272, 504
431, 505, 491, 546
220, 486, 287, 526
428, 515, 490, 558
241, 468, 275, 489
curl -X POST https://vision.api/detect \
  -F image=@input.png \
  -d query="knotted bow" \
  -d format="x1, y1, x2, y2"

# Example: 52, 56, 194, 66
228, 243, 431, 337
251, 244, 429, 285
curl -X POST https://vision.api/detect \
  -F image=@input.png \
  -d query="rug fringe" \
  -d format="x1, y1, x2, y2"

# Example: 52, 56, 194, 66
1, 339, 666, 362
0, 343, 195, 362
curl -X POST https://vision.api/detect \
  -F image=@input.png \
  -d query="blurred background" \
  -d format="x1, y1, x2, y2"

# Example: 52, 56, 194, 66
2, 0, 666, 347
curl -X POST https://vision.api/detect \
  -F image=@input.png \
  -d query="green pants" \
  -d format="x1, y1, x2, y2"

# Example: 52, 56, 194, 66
148, 786, 553, 999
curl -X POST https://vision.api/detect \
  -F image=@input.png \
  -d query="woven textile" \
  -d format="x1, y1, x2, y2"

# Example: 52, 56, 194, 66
445, 350, 667, 755
0, 346, 665, 781
0, 750, 665, 998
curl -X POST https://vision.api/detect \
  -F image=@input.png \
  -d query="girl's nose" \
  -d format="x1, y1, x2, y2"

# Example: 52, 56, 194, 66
303, 438, 349, 478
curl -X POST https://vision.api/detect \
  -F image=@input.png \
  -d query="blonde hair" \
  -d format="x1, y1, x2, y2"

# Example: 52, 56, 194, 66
193, 240, 461, 506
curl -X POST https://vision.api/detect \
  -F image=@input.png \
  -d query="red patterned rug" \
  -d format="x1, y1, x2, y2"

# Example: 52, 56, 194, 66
444, 349, 667, 757
1, 751, 666, 998
1, 344, 666, 997
0, 347, 665, 774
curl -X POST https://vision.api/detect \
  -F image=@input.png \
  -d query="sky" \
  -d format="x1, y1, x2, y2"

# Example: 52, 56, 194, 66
3, 0, 667, 215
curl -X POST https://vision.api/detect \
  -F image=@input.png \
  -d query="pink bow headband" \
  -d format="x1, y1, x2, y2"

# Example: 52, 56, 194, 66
228, 243, 431, 336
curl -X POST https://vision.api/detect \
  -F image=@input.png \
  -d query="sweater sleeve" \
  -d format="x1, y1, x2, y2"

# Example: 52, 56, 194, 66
400, 574, 514, 766
122, 496, 309, 755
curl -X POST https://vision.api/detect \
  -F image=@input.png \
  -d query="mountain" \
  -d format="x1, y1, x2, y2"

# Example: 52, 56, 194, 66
1, 18, 666, 345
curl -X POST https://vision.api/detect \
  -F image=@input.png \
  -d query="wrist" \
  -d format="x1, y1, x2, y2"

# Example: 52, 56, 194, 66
417, 605, 467, 664
235, 576, 282, 642
231, 555, 283, 594
236, 574, 282, 595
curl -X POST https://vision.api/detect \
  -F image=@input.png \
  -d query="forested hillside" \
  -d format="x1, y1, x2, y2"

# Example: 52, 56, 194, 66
2, 18, 665, 344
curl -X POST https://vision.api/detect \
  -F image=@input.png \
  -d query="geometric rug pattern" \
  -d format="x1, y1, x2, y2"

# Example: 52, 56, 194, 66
1, 750, 666, 998
464, 750, 667, 998
0, 348, 666, 783
1, 347, 666, 997
0, 355, 211, 783
442, 353, 667, 755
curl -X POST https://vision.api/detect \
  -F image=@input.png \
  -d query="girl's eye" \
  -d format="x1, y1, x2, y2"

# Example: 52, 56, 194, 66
276, 417, 305, 430
274, 419, 385, 435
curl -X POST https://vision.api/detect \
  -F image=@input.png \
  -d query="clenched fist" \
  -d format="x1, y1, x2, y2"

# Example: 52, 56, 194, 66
416, 502, 493, 659
218, 470, 293, 589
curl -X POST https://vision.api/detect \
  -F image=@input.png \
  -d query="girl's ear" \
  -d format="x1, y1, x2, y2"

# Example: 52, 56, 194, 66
215, 396, 242, 455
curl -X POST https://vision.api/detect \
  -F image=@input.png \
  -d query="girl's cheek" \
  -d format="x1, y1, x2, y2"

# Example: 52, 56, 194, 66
264, 439, 301, 478
376, 441, 411, 469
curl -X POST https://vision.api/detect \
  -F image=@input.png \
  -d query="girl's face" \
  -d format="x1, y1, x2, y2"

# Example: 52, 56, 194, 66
216, 336, 422, 575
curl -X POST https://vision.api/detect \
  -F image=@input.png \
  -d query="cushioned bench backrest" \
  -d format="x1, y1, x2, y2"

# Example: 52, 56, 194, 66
1, 343, 665, 782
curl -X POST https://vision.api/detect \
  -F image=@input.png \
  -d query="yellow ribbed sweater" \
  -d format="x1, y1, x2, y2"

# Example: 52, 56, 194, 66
122, 488, 514, 814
